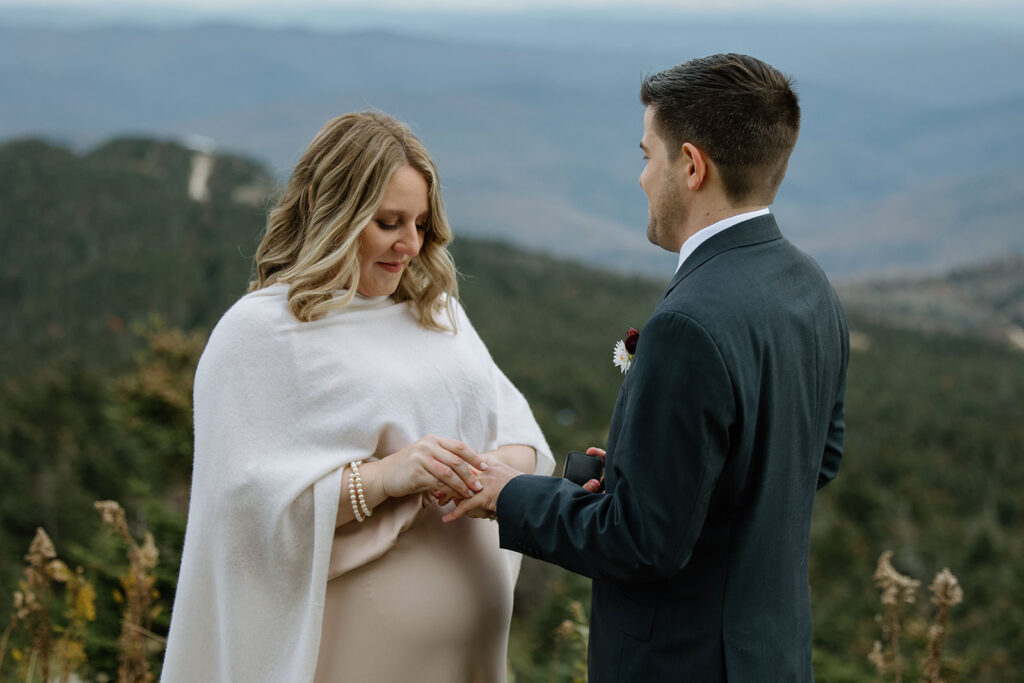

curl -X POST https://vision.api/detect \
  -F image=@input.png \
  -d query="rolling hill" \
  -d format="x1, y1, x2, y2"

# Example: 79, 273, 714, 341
1, 137, 1021, 680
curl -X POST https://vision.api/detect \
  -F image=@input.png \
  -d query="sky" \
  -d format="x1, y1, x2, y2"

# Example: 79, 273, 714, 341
0, 0, 1019, 14
1, 0, 1021, 33
0, 0, 1015, 6
0, 0, 1019, 35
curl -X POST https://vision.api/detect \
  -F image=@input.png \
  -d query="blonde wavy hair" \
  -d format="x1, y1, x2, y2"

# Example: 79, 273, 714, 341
249, 111, 458, 330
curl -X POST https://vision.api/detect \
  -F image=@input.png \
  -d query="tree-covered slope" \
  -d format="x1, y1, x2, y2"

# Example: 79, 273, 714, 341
0, 136, 271, 378
1, 138, 1021, 680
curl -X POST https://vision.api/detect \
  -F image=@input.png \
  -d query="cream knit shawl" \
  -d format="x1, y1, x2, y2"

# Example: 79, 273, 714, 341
162, 284, 553, 681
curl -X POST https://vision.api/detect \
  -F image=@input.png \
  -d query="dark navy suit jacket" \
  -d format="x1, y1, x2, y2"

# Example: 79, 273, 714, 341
498, 215, 849, 682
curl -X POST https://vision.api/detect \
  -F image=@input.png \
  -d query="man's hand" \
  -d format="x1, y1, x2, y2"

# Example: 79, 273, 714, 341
442, 460, 523, 523
581, 447, 606, 493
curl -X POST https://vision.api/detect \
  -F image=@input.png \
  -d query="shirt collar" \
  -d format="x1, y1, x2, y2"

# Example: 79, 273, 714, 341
675, 208, 771, 272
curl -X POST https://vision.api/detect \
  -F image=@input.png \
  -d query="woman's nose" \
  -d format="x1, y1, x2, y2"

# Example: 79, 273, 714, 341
394, 224, 422, 255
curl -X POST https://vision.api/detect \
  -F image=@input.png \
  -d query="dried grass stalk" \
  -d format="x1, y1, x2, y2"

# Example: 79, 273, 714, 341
51, 563, 97, 683
0, 528, 96, 681
869, 550, 921, 682
95, 500, 162, 683
920, 568, 964, 683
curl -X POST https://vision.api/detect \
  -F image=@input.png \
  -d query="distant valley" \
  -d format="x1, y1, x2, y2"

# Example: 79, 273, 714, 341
1, 15, 1022, 277
837, 255, 1024, 351
3, 135, 1020, 370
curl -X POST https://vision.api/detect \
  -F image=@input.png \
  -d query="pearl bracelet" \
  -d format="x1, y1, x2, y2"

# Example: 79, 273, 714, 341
348, 460, 372, 522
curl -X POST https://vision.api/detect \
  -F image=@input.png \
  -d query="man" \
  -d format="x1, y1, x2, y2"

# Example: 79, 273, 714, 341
445, 53, 848, 682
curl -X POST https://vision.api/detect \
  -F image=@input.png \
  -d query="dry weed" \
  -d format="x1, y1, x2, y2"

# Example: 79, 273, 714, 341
920, 568, 963, 683
95, 500, 163, 683
869, 551, 963, 683
0, 528, 96, 681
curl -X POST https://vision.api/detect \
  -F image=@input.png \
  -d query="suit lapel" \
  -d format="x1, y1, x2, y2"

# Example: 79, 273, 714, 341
662, 214, 784, 300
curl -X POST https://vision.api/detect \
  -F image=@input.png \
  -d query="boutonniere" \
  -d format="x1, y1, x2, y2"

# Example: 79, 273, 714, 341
612, 327, 640, 374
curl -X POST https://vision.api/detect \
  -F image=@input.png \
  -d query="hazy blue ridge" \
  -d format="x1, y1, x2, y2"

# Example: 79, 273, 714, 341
1, 16, 1022, 277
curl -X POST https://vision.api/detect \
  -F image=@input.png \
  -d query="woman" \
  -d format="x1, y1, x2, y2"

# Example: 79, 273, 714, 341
162, 112, 553, 682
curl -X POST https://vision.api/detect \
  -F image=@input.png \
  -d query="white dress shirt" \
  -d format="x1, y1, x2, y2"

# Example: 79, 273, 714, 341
676, 208, 771, 272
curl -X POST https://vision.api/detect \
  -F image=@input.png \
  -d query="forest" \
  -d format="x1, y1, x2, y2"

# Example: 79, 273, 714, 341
0, 138, 1021, 681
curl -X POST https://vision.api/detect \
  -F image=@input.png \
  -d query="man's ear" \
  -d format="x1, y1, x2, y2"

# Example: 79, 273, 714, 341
679, 142, 708, 191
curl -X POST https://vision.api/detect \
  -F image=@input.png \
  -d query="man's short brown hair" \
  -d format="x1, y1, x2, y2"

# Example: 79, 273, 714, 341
640, 53, 800, 205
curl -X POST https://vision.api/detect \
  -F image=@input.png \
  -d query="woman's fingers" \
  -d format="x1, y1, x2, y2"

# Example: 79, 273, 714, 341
436, 438, 488, 471
433, 478, 466, 501
425, 456, 478, 498
425, 438, 486, 497
585, 446, 606, 459
381, 435, 488, 499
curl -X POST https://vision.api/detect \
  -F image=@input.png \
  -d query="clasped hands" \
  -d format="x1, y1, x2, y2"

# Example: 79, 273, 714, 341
364, 436, 604, 524
358, 435, 514, 520
441, 447, 607, 523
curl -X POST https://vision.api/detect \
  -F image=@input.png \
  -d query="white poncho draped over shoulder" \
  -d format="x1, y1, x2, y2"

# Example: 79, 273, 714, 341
162, 284, 553, 682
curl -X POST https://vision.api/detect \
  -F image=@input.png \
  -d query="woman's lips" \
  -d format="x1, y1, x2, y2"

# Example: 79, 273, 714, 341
377, 261, 403, 273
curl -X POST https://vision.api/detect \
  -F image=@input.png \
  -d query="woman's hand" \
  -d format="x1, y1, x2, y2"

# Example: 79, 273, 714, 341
372, 434, 488, 500
428, 444, 536, 507
337, 435, 489, 527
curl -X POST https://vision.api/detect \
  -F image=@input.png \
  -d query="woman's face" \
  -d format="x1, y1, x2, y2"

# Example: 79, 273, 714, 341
356, 165, 429, 297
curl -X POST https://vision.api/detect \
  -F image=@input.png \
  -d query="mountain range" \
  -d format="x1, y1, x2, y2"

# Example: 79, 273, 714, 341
5, 134, 1020, 371
838, 255, 1024, 350
1, 12, 1022, 277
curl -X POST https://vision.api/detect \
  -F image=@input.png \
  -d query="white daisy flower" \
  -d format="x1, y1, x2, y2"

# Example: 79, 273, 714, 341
612, 339, 633, 374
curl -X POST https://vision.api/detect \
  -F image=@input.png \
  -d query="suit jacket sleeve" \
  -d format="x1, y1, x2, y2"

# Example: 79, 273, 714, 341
817, 374, 845, 489
817, 306, 848, 490
497, 311, 735, 582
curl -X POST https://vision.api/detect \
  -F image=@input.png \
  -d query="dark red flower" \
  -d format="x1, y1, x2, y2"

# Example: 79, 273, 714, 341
624, 327, 640, 354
